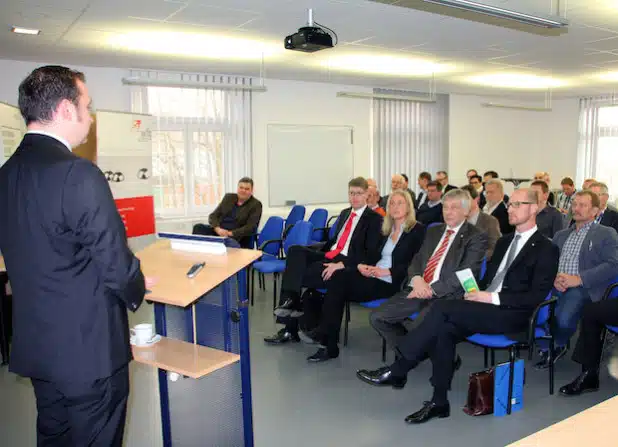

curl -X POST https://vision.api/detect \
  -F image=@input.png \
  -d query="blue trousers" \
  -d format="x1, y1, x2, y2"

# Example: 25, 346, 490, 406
553, 287, 592, 347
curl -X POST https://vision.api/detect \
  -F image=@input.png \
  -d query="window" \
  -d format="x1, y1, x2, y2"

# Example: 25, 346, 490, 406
131, 71, 253, 218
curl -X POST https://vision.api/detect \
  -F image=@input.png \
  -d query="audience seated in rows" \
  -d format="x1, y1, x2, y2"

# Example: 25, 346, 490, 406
357, 188, 559, 424
368, 189, 487, 353
298, 190, 425, 362
265, 177, 383, 344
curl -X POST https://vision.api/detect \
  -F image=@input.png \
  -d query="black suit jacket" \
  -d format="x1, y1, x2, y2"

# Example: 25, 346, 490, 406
408, 222, 488, 299
416, 203, 444, 226
208, 193, 262, 239
322, 206, 383, 270
480, 231, 559, 311
0, 134, 145, 383
490, 202, 515, 235
600, 208, 618, 234
372, 223, 425, 288
444, 184, 457, 193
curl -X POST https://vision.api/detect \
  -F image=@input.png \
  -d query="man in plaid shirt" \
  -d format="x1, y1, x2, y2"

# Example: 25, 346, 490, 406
535, 190, 618, 370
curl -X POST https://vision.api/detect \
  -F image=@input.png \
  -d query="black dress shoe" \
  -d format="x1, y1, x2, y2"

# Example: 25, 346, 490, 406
307, 347, 339, 363
559, 370, 600, 396
356, 366, 407, 389
264, 329, 300, 344
405, 401, 450, 424
273, 299, 302, 318
534, 346, 568, 370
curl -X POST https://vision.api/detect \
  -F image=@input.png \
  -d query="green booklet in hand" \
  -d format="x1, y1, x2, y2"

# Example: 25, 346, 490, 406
456, 268, 479, 293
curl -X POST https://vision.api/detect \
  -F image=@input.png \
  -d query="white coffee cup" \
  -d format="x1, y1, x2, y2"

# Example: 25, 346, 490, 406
131, 323, 154, 345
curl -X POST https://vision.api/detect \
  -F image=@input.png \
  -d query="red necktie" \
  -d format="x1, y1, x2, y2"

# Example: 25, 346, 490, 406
325, 212, 357, 259
423, 229, 455, 283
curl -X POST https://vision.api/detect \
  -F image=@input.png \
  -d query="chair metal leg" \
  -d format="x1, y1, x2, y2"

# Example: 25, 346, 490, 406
250, 268, 255, 306
507, 348, 515, 415
259, 273, 265, 291
343, 301, 350, 347
381, 339, 387, 363
549, 334, 555, 395
484, 348, 488, 368
273, 273, 278, 310
491, 349, 496, 367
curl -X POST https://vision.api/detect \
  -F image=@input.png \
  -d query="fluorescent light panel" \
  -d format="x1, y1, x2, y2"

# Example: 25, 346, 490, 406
122, 77, 267, 92
466, 73, 565, 89
481, 102, 552, 112
325, 54, 451, 77
422, 0, 568, 28
337, 91, 436, 103
11, 27, 40, 35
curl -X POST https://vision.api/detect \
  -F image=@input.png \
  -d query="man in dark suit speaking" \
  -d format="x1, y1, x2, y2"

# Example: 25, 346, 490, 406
0, 66, 147, 445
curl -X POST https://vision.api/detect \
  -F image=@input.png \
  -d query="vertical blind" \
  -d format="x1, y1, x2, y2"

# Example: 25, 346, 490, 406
373, 89, 449, 194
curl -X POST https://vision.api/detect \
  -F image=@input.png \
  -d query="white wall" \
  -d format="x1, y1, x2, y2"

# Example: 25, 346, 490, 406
448, 94, 580, 192
252, 79, 372, 224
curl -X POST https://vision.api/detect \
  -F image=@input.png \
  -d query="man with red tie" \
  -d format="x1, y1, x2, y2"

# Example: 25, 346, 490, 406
368, 189, 487, 352
265, 177, 383, 344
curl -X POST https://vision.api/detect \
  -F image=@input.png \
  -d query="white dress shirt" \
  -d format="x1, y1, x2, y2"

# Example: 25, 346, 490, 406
26, 130, 72, 151
489, 225, 538, 305
330, 205, 367, 257
428, 221, 465, 285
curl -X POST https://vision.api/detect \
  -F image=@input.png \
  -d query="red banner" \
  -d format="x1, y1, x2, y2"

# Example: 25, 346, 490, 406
115, 196, 156, 238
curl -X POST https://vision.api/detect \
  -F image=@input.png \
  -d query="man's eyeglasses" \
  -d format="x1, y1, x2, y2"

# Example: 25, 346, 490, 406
507, 201, 535, 209
349, 191, 365, 197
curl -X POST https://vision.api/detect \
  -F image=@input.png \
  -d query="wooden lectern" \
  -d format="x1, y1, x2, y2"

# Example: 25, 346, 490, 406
134, 238, 261, 447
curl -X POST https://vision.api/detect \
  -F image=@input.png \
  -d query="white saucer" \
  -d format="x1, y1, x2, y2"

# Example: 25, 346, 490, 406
131, 334, 161, 347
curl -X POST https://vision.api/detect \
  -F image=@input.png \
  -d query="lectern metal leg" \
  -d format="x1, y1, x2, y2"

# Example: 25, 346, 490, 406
154, 303, 172, 447
237, 270, 255, 447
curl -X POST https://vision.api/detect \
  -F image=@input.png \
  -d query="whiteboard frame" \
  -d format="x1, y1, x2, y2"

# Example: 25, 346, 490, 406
266, 123, 355, 207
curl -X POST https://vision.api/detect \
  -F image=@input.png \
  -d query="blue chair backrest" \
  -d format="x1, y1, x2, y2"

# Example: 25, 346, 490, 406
536, 292, 555, 326
309, 208, 328, 241
283, 221, 314, 255
328, 215, 341, 240
427, 222, 442, 229
286, 205, 306, 228
604, 275, 618, 300
258, 216, 285, 256
480, 258, 487, 281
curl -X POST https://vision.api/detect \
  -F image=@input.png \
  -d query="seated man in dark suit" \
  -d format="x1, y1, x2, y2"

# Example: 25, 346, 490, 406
436, 170, 457, 193
357, 188, 559, 424
368, 189, 487, 352
483, 178, 514, 235
559, 297, 618, 396
535, 190, 618, 369
416, 181, 444, 226
264, 177, 383, 344
589, 182, 618, 234
193, 177, 262, 248
460, 185, 501, 259
479, 170, 509, 209
531, 180, 565, 239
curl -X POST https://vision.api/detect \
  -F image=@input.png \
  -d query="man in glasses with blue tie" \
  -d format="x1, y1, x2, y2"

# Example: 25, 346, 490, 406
357, 188, 559, 424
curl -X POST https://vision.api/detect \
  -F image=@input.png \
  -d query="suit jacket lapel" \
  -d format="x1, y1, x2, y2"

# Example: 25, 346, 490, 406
484, 233, 512, 284
440, 222, 467, 270
508, 231, 540, 271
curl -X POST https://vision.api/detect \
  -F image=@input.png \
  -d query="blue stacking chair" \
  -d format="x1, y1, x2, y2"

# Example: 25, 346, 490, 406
427, 222, 443, 229
251, 221, 314, 309
249, 216, 284, 306
465, 291, 557, 414
308, 208, 329, 243
282, 205, 306, 238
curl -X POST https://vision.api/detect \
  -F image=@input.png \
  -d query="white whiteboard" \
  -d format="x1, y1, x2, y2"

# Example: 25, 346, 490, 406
267, 124, 354, 206
0, 102, 26, 167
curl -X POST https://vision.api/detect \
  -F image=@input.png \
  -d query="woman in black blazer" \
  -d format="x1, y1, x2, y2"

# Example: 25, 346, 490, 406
302, 190, 425, 362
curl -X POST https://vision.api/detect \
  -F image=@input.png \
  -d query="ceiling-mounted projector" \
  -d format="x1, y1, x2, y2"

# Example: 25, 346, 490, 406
284, 9, 336, 53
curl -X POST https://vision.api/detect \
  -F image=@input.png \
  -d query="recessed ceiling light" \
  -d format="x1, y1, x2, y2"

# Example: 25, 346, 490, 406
465, 73, 565, 89
11, 27, 40, 35
323, 54, 452, 77
598, 71, 618, 81
107, 31, 282, 60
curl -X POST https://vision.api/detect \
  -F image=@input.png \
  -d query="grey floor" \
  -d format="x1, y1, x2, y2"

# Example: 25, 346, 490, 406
2, 280, 618, 447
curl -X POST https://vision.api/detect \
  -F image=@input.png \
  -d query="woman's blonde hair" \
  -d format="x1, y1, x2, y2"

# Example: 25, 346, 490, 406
381, 189, 417, 236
